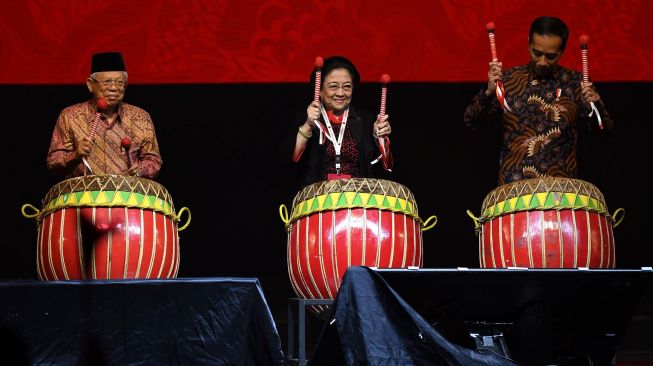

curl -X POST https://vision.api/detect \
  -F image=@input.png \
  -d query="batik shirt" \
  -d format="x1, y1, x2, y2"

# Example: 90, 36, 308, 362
47, 101, 162, 179
464, 63, 613, 185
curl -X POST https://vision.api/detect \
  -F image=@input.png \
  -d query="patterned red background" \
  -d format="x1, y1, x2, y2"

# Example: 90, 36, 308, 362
1, 0, 652, 83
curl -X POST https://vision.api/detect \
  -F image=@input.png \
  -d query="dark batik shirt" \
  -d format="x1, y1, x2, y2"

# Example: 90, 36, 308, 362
464, 63, 613, 185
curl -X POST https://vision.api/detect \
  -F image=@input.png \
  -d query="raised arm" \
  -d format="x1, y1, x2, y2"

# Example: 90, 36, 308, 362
464, 61, 503, 129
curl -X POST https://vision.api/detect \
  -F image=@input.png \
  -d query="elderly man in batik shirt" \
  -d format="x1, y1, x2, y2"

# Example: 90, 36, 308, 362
464, 16, 613, 186
47, 52, 162, 179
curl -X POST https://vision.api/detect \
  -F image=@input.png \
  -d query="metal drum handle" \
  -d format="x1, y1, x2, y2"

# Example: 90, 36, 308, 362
466, 209, 483, 236
421, 215, 438, 231
279, 204, 292, 231
175, 207, 192, 231
21, 203, 41, 219
610, 207, 625, 228
466, 210, 482, 229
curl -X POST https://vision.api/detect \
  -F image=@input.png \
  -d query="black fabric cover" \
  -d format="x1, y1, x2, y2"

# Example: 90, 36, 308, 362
0, 278, 283, 365
325, 266, 517, 366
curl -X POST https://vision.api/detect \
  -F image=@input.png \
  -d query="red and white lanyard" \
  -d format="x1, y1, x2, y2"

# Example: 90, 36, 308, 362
319, 105, 349, 173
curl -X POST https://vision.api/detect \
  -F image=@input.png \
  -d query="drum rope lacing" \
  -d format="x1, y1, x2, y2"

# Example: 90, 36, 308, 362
467, 177, 625, 232
279, 178, 437, 231
22, 175, 192, 231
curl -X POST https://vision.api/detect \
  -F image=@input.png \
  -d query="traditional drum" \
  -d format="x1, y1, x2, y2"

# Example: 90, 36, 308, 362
280, 178, 436, 308
468, 177, 623, 269
22, 175, 190, 280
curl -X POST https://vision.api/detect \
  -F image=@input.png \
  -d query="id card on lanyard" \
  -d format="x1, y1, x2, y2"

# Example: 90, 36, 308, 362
320, 105, 349, 174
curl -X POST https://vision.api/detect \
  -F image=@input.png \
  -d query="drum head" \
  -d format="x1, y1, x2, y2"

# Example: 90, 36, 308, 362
41, 174, 177, 218
289, 178, 419, 223
480, 177, 608, 221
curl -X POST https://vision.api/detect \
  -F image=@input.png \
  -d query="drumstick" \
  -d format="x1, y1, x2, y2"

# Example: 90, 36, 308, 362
88, 98, 108, 141
82, 97, 108, 175
121, 137, 133, 167
486, 22, 498, 61
380, 73, 390, 116
313, 56, 324, 104
579, 35, 590, 83
485, 21, 512, 112
374, 73, 392, 171
579, 35, 603, 129
311, 56, 327, 144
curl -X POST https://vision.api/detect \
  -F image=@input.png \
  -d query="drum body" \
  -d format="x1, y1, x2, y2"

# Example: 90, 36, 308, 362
477, 177, 616, 268
35, 175, 181, 280
286, 179, 427, 303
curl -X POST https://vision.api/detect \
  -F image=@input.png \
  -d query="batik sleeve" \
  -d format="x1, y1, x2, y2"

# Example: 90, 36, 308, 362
463, 88, 502, 130
46, 112, 84, 177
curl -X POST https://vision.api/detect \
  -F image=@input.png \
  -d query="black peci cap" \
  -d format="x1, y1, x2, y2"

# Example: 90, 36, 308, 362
91, 52, 126, 73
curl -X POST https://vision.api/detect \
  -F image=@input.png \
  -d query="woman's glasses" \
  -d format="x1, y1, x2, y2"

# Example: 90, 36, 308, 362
325, 83, 353, 93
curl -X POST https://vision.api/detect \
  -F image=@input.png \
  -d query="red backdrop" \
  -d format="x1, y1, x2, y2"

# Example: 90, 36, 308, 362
1, 0, 652, 83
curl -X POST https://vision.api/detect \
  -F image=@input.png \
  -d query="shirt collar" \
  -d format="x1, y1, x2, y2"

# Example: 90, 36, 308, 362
326, 110, 343, 124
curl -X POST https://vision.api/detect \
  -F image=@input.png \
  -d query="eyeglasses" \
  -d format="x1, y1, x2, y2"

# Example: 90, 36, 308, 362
91, 78, 127, 88
325, 83, 353, 93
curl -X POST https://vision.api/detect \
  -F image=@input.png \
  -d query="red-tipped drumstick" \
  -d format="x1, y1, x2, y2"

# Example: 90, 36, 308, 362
380, 73, 390, 116
374, 73, 392, 171
88, 98, 108, 141
81, 98, 108, 175
309, 57, 327, 145
486, 22, 498, 61
579, 35, 590, 83
485, 21, 512, 112
121, 137, 133, 167
579, 34, 602, 129
313, 56, 324, 104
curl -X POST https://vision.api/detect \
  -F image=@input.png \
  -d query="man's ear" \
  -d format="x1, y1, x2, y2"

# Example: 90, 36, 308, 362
86, 79, 94, 93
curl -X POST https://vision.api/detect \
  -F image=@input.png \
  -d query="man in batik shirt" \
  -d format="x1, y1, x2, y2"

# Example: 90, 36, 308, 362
464, 16, 613, 186
47, 52, 162, 179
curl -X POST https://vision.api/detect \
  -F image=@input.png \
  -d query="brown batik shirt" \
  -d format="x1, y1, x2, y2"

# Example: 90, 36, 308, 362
464, 63, 613, 186
47, 101, 162, 179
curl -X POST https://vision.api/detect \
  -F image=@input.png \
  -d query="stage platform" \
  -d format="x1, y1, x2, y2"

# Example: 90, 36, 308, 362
1, 269, 651, 365
306, 267, 653, 366
0, 278, 284, 365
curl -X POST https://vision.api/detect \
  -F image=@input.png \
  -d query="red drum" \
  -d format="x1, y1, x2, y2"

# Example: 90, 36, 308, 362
280, 178, 436, 308
22, 175, 191, 280
469, 177, 624, 268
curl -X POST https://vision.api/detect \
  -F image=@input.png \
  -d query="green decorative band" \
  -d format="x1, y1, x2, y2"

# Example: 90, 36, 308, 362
481, 191, 608, 220
290, 191, 418, 222
41, 190, 176, 218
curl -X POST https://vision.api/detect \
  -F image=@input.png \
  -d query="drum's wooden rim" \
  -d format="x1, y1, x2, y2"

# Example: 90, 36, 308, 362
290, 178, 419, 222
480, 177, 609, 220
40, 175, 176, 218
